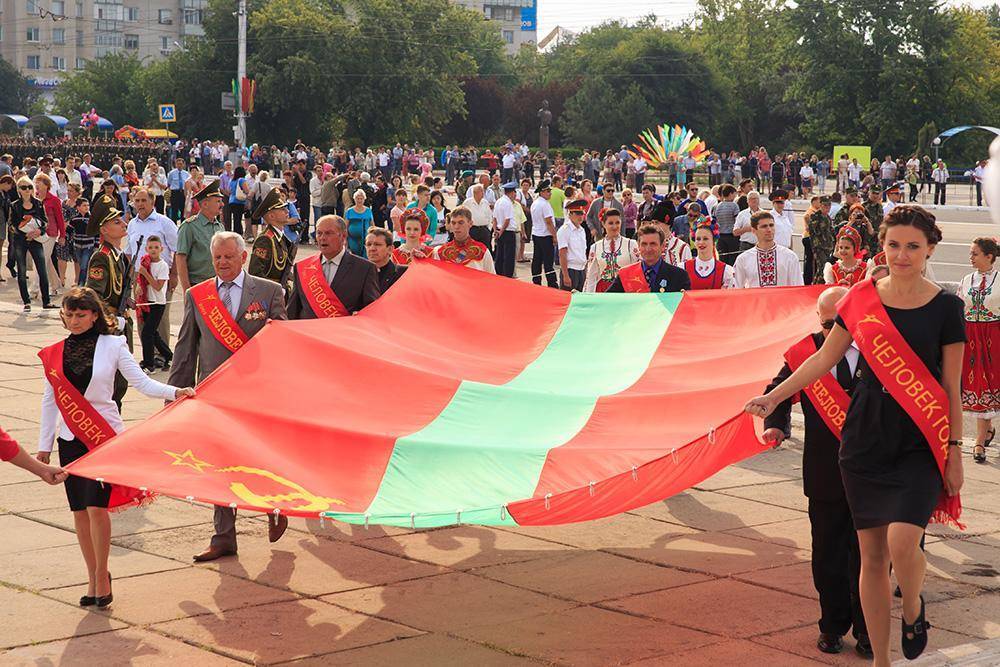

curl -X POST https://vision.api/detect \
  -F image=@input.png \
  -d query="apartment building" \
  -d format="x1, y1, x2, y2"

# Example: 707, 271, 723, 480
454, 0, 537, 54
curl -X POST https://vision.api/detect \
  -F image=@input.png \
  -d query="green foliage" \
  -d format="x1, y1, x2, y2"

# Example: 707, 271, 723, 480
52, 53, 149, 126
0, 57, 37, 116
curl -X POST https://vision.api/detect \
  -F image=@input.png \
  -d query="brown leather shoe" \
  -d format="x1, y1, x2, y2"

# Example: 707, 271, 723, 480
268, 514, 288, 543
192, 546, 237, 562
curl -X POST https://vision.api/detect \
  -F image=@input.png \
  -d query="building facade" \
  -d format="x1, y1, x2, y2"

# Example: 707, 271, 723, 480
0, 0, 205, 98
454, 0, 537, 54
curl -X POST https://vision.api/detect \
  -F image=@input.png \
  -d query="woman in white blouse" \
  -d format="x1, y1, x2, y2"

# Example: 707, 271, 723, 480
583, 209, 639, 292
37, 288, 194, 608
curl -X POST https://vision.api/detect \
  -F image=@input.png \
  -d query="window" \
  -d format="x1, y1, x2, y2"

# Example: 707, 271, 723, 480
51, 0, 64, 15
52, 56, 66, 70
124, 33, 138, 49
27, 55, 40, 69
26, 0, 37, 14
183, 8, 201, 24
53, 28, 65, 44
75, 56, 86, 69
502, 29, 514, 43
0, 26, 3, 42
125, 6, 137, 20
157, 8, 172, 23
26, 27, 40, 41
160, 36, 169, 50
76, 0, 83, 17
76, 29, 83, 46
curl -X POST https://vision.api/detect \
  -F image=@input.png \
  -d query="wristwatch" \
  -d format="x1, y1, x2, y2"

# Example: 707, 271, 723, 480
947, 440, 962, 447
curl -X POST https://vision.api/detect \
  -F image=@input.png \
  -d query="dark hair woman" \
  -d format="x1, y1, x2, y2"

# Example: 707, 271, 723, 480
746, 204, 965, 666
10, 176, 53, 311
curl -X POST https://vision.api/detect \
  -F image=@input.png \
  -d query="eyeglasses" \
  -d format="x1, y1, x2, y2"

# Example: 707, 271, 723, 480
19, 185, 33, 190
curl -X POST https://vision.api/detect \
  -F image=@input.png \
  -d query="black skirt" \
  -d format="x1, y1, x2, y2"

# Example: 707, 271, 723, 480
58, 437, 111, 511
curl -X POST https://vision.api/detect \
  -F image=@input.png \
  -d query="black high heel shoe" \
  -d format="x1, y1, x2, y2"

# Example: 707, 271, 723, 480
79, 595, 96, 607
95, 572, 113, 609
901, 594, 930, 660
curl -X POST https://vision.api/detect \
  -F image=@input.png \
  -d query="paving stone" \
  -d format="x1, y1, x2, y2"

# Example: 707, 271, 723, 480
498, 512, 699, 550
606, 530, 809, 576
322, 572, 575, 632
727, 516, 815, 551
474, 550, 710, 603
362, 525, 566, 570
0, 627, 242, 665
153, 598, 420, 665
924, 593, 1000, 639
288, 633, 535, 666
277, 515, 419, 542
958, 478, 1000, 514
0, 362, 38, 382
694, 464, 797, 491
925, 539, 1000, 589
0, 513, 77, 554
718, 479, 811, 513
635, 638, 826, 665
24, 496, 213, 537
0, 378, 47, 395
604, 578, 817, 639
0, 543, 185, 590
927, 508, 1000, 538
456, 604, 721, 666
0, 478, 71, 513
904, 637, 1000, 666
631, 489, 803, 532
45, 566, 299, 625
736, 561, 820, 601
0, 461, 40, 486
0, 586, 127, 649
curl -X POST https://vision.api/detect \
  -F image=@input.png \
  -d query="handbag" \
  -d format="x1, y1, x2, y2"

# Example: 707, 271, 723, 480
234, 178, 247, 202
19, 215, 49, 244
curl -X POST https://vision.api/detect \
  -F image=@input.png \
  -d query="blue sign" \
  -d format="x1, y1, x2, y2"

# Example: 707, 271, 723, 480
520, 2, 536, 31
158, 104, 176, 123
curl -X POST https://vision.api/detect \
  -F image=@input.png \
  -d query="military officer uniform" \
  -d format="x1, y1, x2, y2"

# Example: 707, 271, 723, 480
861, 187, 884, 257
247, 188, 294, 292
806, 198, 836, 285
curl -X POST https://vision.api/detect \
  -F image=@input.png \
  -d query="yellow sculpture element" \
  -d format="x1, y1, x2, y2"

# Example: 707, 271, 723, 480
163, 449, 215, 473
219, 465, 344, 512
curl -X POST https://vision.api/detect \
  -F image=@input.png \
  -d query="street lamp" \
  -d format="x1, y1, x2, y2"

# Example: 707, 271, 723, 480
932, 136, 941, 162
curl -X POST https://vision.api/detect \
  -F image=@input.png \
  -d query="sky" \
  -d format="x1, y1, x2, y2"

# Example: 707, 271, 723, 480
535, 0, 997, 39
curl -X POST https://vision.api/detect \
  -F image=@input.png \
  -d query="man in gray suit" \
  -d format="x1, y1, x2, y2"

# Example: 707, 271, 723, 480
287, 215, 380, 319
167, 231, 289, 562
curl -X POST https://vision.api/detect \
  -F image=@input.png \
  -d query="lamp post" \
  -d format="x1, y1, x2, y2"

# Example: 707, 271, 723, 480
932, 136, 941, 163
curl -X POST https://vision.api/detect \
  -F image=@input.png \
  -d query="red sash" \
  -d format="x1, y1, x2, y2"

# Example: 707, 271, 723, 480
190, 279, 251, 352
38, 341, 150, 511
784, 334, 851, 436
838, 279, 963, 528
617, 262, 650, 293
684, 259, 725, 290
295, 255, 350, 318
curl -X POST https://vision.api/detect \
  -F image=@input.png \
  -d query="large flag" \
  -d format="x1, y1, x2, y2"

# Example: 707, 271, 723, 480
68, 262, 824, 527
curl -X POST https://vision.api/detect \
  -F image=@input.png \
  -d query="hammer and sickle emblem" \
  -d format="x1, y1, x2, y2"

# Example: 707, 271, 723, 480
859, 314, 883, 326
218, 465, 344, 512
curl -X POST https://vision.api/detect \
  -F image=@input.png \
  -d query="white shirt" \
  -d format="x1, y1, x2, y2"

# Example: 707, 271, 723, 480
492, 195, 518, 233
735, 206, 759, 245
836, 346, 861, 381
692, 256, 736, 289
143, 167, 166, 195
461, 196, 493, 228
321, 246, 346, 284
309, 174, 323, 200
883, 201, 898, 216
800, 165, 814, 180
848, 163, 862, 180
530, 197, 555, 237
39, 335, 177, 450
127, 210, 178, 263
502, 152, 515, 169
557, 222, 588, 270
663, 236, 693, 268
633, 157, 647, 174
932, 167, 948, 184
216, 270, 246, 318
770, 207, 795, 248
146, 259, 169, 304
733, 245, 803, 288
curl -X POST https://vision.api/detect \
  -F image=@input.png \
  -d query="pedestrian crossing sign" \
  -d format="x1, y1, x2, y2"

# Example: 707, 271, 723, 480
158, 104, 176, 123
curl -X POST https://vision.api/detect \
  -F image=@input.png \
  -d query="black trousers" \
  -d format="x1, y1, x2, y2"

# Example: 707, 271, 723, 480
494, 230, 516, 277
562, 267, 585, 291
531, 235, 557, 287
934, 182, 946, 205
154, 194, 166, 214
717, 233, 740, 266
226, 202, 245, 235
10, 235, 50, 306
168, 189, 185, 223
802, 236, 814, 284
808, 497, 866, 638
140, 304, 172, 367
470, 225, 492, 252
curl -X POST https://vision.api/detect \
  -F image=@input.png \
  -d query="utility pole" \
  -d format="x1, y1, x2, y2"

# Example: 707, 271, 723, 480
235, 0, 247, 149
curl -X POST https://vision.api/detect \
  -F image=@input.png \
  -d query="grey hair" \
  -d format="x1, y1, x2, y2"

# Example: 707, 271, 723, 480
747, 190, 761, 200
210, 231, 246, 253
316, 214, 348, 234
353, 188, 367, 200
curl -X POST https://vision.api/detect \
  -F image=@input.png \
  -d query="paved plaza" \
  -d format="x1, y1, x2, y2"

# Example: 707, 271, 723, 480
0, 259, 999, 666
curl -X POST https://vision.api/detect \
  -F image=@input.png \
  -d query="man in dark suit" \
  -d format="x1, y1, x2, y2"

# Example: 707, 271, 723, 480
606, 224, 691, 293
763, 286, 871, 659
168, 231, 289, 562
364, 227, 407, 293
287, 215, 380, 319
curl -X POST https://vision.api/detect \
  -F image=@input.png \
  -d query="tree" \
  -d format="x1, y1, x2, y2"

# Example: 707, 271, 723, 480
53, 53, 149, 127
562, 80, 655, 148
0, 57, 37, 115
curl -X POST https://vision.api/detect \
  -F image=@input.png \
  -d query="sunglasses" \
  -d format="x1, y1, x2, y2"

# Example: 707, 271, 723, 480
19, 185, 33, 190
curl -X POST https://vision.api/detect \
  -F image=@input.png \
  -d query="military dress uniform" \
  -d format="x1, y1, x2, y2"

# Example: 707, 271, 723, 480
85, 194, 133, 406
806, 205, 836, 285
247, 188, 294, 293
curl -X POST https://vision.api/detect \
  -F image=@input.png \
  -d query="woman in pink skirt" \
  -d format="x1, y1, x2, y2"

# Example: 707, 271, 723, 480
959, 237, 1000, 463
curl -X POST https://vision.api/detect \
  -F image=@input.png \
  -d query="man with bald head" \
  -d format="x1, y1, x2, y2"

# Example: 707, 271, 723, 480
761, 286, 870, 659
287, 215, 380, 319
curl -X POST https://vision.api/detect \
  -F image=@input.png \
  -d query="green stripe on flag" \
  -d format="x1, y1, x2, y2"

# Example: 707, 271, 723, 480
326, 293, 679, 527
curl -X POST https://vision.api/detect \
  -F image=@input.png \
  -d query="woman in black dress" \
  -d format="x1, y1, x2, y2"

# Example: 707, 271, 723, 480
36, 288, 194, 609
746, 206, 965, 666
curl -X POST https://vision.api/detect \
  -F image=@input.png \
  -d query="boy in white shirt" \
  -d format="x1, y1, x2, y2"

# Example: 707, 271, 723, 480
137, 236, 172, 372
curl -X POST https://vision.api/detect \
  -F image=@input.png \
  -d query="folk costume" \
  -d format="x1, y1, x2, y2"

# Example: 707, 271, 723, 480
733, 244, 803, 288
583, 234, 639, 293
685, 257, 735, 290
663, 233, 693, 268
392, 208, 433, 266
959, 267, 1000, 418
823, 227, 868, 287
433, 237, 495, 273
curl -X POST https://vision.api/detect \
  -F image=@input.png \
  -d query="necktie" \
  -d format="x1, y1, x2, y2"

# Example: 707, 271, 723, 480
219, 281, 234, 317
323, 259, 335, 284
644, 265, 656, 288
836, 357, 853, 391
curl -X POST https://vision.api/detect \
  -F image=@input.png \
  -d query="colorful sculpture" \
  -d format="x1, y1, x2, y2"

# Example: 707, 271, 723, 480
630, 124, 709, 167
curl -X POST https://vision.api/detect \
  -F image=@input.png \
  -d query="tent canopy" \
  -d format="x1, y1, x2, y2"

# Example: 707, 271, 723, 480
936, 125, 1000, 142
95, 117, 113, 130
26, 114, 69, 129
140, 128, 178, 139
0, 114, 29, 127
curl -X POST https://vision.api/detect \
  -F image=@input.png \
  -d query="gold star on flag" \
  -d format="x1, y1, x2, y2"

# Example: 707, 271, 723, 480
49, 368, 59, 378
163, 449, 214, 473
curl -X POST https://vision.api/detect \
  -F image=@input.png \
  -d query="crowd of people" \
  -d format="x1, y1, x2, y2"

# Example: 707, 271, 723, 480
0, 138, 996, 667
